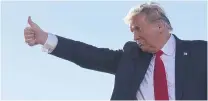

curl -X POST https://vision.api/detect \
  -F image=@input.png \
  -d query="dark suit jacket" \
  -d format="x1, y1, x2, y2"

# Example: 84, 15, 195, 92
50, 34, 207, 100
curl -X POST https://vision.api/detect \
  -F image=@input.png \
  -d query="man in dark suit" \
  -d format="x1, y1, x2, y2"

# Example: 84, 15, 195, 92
24, 2, 207, 100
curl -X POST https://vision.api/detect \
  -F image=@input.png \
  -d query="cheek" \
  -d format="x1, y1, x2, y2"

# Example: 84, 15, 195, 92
142, 32, 153, 43
142, 27, 159, 47
143, 34, 157, 47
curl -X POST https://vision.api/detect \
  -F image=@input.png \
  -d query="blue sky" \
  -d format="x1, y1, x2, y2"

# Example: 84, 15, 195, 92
1, 1, 207, 100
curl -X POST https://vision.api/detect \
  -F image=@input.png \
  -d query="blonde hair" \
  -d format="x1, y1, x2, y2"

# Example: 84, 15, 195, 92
124, 2, 173, 31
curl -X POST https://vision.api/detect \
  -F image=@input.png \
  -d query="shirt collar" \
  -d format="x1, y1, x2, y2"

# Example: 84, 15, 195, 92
161, 34, 176, 56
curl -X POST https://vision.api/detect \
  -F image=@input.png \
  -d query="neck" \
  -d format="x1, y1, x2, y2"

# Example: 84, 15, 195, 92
156, 32, 171, 52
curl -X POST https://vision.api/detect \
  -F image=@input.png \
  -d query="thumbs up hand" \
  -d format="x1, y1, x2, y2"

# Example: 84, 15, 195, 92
24, 16, 48, 46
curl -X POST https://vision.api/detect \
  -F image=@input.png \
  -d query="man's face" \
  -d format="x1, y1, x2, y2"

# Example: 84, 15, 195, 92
130, 13, 161, 53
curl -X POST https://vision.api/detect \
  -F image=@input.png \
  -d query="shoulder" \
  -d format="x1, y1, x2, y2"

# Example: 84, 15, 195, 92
182, 40, 207, 53
181, 40, 207, 68
123, 41, 140, 52
187, 40, 207, 48
123, 41, 137, 49
122, 41, 143, 57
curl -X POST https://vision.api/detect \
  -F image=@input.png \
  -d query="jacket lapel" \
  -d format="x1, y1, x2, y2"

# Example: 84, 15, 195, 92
174, 35, 190, 100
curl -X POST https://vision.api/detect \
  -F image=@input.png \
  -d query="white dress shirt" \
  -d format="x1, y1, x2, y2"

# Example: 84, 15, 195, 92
42, 33, 176, 100
136, 34, 176, 100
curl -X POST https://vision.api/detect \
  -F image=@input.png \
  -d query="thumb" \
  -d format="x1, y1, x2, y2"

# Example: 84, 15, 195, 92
28, 16, 36, 27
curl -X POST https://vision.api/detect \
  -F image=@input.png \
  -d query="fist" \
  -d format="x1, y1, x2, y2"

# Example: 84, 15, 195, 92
24, 27, 36, 46
24, 16, 48, 46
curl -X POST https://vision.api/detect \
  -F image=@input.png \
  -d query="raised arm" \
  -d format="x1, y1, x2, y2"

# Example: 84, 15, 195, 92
24, 16, 123, 74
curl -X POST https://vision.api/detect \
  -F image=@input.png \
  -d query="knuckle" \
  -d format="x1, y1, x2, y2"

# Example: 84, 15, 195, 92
25, 40, 29, 43
25, 27, 33, 32
25, 27, 30, 30
27, 41, 35, 46
25, 39, 31, 42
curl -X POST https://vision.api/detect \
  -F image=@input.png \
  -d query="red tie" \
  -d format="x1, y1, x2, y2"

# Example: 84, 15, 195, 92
154, 50, 169, 100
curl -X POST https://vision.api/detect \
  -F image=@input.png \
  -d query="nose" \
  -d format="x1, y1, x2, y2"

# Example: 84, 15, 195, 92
133, 33, 140, 41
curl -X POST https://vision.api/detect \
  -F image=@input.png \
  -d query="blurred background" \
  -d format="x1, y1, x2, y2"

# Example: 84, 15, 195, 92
1, 0, 207, 100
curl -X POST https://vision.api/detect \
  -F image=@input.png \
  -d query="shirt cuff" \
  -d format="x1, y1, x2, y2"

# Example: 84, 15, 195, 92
42, 33, 58, 53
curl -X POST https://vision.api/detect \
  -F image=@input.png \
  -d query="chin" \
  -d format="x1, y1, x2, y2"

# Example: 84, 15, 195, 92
141, 46, 155, 53
140, 47, 149, 52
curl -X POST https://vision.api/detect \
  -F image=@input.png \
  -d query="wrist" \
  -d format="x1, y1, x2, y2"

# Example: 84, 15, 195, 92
40, 32, 48, 45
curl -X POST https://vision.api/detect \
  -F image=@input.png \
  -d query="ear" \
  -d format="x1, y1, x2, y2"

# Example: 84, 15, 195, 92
157, 20, 165, 32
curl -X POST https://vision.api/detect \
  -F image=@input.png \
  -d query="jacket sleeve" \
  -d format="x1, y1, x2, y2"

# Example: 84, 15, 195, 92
49, 35, 123, 74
